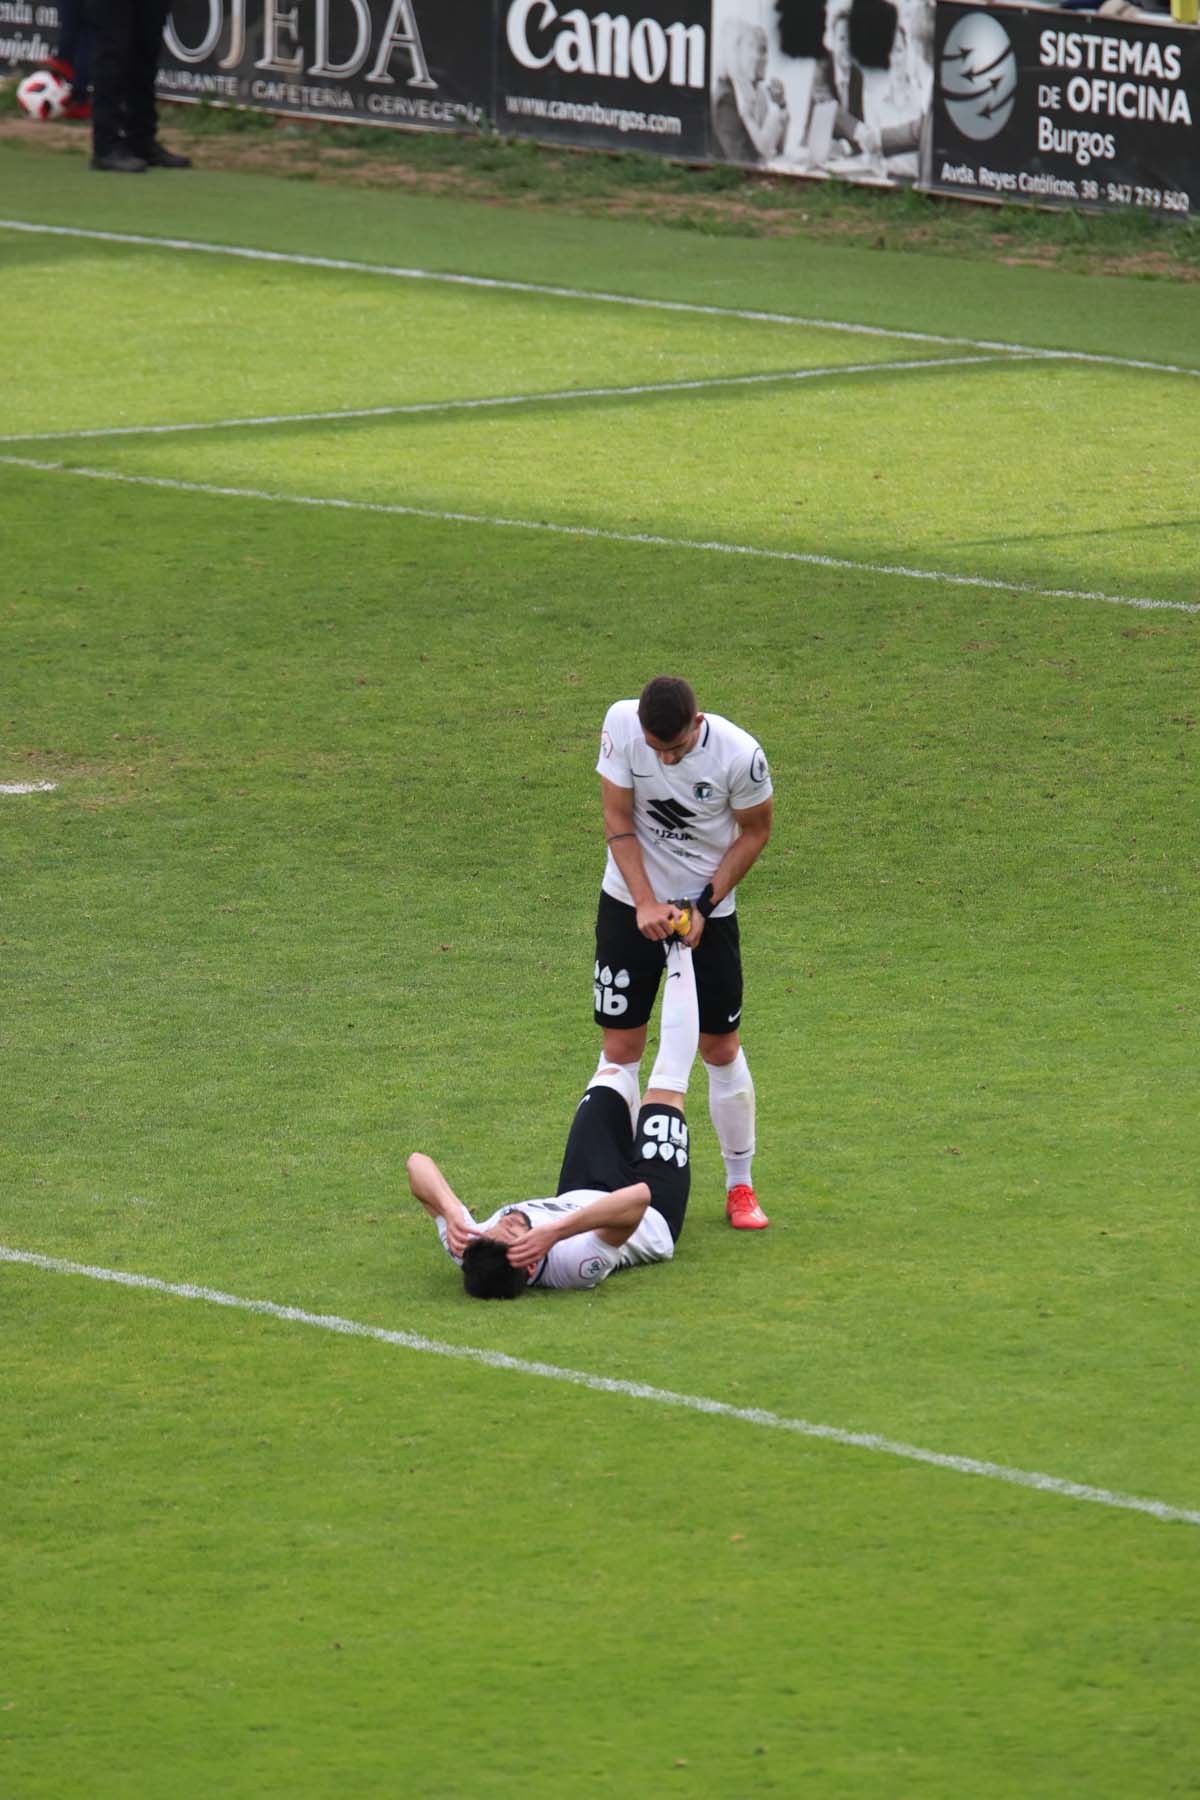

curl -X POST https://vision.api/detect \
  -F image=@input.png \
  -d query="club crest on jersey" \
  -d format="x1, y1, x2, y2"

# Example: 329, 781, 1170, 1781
601, 729, 614, 759
692, 781, 714, 801
578, 1255, 607, 1280
750, 748, 769, 783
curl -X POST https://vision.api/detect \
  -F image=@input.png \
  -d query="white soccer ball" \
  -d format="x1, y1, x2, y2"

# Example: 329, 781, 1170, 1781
16, 69, 71, 121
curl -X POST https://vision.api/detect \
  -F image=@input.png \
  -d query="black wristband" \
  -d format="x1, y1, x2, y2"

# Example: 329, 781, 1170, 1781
696, 882, 717, 919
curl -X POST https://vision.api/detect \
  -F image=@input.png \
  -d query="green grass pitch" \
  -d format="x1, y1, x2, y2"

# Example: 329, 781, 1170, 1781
2, 144, 1198, 1797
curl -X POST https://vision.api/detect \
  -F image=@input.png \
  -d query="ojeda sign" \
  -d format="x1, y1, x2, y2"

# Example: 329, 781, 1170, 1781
158, 0, 491, 124
165, 0, 436, 84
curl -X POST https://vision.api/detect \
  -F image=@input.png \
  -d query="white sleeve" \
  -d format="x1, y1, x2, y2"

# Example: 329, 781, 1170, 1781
729, 740, 773, 810
596, 701, 634, 789
537, 1231, 622, 1290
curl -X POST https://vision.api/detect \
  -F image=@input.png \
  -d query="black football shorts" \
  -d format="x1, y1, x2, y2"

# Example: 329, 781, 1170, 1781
555, 1083, 691, 1243
593, 890, 744, 1036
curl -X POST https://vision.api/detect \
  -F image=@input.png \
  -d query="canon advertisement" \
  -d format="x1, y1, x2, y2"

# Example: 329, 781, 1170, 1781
495, 0, 712, 154
931, 2, 1197, 215
157, 0, 491, 129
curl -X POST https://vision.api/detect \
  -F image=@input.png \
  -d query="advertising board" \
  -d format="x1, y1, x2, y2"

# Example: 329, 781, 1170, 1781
494, 0, 712, 157
930, 2, 1197, 215
5, 0, 1196, 220
158, 0, 491, 131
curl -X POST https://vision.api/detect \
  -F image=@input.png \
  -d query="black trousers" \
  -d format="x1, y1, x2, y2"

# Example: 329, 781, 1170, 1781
84, 0, 170, 156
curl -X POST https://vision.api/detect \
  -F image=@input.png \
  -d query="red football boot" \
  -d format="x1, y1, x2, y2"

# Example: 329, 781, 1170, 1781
726, 1184, 769, 1230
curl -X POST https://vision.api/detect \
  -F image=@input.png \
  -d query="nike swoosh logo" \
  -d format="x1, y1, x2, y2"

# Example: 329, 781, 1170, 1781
728, 1009, 742, 1023
668, 971, 681, 981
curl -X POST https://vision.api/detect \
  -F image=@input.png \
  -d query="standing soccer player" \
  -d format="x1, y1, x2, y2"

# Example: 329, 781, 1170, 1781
594, 675, 774, 1230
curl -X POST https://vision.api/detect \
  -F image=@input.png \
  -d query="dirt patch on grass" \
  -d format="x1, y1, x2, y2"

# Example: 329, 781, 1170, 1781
4, 106, 1198, 283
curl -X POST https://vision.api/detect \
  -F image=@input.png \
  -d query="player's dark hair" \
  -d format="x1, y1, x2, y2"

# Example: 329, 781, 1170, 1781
638, 676, 697, 743
461, 1236, 528, 1300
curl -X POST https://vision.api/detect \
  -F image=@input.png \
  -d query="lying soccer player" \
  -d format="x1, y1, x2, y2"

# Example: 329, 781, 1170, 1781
407, 940, 698, 1298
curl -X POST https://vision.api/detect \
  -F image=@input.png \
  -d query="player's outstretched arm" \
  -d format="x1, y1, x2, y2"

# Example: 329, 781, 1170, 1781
406, 1153, 478, 1256
506, 1182, 653, 1269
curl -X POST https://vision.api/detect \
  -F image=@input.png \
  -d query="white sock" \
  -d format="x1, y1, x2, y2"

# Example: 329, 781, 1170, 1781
647, 942, 699, 1094
707, 1050, 756, 1189
594, 1054, 642, 1129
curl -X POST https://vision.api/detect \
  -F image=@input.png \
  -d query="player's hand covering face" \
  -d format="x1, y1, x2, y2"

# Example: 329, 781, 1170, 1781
444, 1215, 481, 1258
506, 1223, 558, 1270
486, 1211, 531, 1245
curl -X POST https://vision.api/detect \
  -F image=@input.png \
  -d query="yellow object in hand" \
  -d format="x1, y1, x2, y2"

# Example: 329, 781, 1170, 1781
673, 906, 692, 937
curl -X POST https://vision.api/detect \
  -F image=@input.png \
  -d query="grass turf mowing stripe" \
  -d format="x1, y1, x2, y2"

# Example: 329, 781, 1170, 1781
4, 220, 1200, 383
4, 1245, 1198, 1529
0, 355, 1019, 445
2, 452, 1195, 616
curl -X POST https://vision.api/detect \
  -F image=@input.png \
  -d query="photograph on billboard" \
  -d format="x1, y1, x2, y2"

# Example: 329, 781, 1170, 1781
708, 0, 935, 185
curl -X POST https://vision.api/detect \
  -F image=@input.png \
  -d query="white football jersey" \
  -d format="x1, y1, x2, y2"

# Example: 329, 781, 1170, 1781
597, 701, 773, 918
437, 1191, 674, 1290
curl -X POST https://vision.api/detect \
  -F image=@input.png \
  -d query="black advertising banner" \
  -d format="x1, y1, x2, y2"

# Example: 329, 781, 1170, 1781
930, 1, 1198, 216
158, 0, 492, 131
494, 0, 711, 156
1, 1, 60, 67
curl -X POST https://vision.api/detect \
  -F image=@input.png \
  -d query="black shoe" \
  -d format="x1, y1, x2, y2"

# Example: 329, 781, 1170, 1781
141, 141, 192, 169
90, 147, 147, 173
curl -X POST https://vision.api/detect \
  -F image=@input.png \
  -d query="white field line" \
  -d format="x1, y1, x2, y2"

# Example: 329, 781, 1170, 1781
0, 781, 57, 794
2, 452, 1195, 615
4, 219, 1200, 384
0, 355, 1019, 446
3, 1245, 1197, 1528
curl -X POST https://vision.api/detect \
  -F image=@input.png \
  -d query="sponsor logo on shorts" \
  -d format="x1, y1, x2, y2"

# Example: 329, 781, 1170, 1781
595, 961, 631, 1017
640, 1112, 689, 1167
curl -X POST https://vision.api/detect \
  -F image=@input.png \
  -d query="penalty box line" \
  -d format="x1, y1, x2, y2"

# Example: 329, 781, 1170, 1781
0, 355, 1021, 447
1, 451, 1196, 617
3, 219, 1200, 384
3, 1244, 1198, 1530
